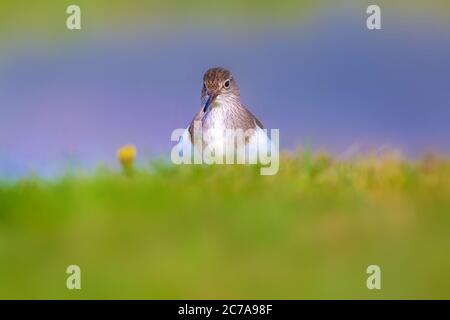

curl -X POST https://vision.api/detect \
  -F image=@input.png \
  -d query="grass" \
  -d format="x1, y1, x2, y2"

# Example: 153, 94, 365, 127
0, 151, 449, 299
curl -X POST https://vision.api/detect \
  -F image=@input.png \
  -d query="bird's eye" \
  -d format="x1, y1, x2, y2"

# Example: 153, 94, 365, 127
224, 79, 230, 88
203, 82, 206, 90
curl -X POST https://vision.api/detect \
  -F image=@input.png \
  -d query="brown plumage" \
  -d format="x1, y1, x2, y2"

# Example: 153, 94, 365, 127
188, 67, 264, 146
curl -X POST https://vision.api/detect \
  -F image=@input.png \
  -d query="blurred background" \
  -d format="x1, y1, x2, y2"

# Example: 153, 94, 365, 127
0, 0, 450, 300
0, 0, 449, 178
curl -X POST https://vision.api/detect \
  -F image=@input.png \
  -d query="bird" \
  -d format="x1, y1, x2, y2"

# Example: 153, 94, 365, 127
179, 67, 270, 163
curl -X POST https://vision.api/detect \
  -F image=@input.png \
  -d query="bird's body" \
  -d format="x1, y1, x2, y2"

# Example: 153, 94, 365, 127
180, 67, 270, 162
188, 101, 264, 149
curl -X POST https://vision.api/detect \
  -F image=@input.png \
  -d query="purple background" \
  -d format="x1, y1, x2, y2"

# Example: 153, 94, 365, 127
1, 8, 449, 178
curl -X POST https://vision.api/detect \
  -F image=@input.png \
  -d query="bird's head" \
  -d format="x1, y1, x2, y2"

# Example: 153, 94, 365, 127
201, 67, 240, 113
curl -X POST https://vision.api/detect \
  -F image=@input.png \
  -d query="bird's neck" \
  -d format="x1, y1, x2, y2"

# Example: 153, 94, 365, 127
204, 99, 243, 125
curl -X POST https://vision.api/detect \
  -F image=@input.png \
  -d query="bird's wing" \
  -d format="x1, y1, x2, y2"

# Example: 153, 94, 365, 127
242, 107, 264, 130
188, 107, 205, 144
252, 113, 264, 130
237, 107, 273, 160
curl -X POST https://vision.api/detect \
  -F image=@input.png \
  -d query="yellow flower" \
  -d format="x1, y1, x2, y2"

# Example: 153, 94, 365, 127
117, 144, 137, 167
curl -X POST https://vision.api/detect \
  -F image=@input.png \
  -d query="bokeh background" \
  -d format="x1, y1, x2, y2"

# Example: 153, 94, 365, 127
0, 0, 449, 178
0, 0, 450, 299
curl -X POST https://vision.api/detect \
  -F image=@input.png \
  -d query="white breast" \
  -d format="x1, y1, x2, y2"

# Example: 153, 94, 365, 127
203, 107, 227, 151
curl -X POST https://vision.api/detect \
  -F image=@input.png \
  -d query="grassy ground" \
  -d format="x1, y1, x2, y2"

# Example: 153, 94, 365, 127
0, 151, 449, 299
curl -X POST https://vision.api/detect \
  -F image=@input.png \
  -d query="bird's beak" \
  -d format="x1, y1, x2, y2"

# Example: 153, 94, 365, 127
203, 93, 217, 113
